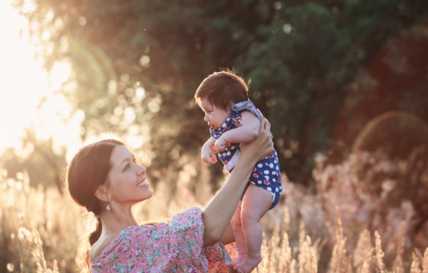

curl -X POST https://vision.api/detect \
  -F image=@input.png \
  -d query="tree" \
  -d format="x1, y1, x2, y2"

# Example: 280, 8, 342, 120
11, 0, 428, 187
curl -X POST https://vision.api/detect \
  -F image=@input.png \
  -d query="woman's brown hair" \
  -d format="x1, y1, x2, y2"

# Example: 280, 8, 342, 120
66, 139, 124, 271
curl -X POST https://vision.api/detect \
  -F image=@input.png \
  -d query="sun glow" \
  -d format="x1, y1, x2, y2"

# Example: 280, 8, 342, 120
0, 0, 82, 157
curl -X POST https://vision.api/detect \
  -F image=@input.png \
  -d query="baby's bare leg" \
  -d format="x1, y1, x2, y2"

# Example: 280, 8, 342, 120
227, 202, 246, 267
235, 185, 272, 273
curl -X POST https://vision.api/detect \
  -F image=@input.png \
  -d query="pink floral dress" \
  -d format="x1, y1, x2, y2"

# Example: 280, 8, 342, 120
91, 207, 237, 272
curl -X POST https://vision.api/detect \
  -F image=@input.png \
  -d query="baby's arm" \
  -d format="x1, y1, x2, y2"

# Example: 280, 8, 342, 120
215, 111, 260, 151
202, 137, 218, 164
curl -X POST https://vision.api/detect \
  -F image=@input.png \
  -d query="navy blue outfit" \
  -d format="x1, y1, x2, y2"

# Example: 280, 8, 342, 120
210, 101, 282, 209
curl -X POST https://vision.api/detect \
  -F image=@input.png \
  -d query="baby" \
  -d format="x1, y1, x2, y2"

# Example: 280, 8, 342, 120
195, 70, 282, 273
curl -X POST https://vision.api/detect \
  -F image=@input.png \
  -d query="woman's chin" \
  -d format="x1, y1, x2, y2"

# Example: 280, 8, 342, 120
144, 189, 153, 200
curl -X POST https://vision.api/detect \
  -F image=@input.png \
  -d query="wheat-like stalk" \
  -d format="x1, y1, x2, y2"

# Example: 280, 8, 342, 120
330, 207, 349, 273
283, 207, 290, 235
258, 231, 269, 272
354, 229, 371, 271
411, 252, 422, 273
298, 235, 309, 273
360, 250, 374, 273
290, 259, 297, 273
392, 221, 405, 273
298, 233, 307, 273
374, 231, 386, 273
279, 232, 292, 273
422, 249, 428, 273
307, 236, 318, 273
3, 164, 428, 273
268, 222, 281, 272
31, 229, 48, 273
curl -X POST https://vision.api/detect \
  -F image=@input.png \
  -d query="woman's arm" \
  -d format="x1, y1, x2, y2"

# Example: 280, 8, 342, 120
202, 116, 273, 247
220, 223, 235, 245
215, 112, 260, 151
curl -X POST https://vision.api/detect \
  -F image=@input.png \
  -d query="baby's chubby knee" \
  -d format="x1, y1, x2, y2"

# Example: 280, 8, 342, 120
240, 211, 260, 227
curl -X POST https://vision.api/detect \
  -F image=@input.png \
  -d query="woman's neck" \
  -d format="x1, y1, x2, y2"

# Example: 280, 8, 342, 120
99, 205, 138, 236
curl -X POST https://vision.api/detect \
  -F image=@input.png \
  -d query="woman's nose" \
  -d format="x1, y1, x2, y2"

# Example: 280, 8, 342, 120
137, 165, 146, 175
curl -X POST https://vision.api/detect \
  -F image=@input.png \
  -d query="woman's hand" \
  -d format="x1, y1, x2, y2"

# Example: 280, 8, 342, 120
240, 114, 273, 163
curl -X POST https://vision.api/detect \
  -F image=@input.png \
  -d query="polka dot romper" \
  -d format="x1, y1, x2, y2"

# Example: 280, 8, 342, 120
210, 101, 282, 209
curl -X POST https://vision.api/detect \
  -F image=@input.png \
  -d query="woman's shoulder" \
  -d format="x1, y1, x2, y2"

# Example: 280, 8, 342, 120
91, 207, 203, 262
90, 232, 122, 262
170, 206, 202, 225
91, 208, 207, 271
90, 225, 154, 263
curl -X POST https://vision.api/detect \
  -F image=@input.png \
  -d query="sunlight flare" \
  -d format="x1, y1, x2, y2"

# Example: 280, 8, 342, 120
0, 0, 81, 156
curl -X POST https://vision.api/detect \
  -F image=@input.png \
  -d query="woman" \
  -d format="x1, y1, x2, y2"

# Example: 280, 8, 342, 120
67, 117, 273, 272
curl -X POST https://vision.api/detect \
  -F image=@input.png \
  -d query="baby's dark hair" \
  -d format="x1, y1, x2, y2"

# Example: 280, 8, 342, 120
194, 69, 249, 111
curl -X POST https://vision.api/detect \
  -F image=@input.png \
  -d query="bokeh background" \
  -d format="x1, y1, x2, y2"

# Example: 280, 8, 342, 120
1, 0, 428, 272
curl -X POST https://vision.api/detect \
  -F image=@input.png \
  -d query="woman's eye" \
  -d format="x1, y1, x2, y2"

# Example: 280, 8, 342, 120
124, 164, 131, 171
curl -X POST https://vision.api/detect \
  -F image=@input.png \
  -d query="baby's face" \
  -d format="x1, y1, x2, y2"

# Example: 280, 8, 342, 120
199, 97, 229, 130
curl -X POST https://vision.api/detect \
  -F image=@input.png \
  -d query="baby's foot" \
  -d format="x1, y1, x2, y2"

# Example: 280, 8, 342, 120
234, 254, 262, 273
226, 254, 246, 268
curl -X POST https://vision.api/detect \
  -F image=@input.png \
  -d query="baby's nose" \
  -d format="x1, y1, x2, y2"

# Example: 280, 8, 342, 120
204, 115, 209, 121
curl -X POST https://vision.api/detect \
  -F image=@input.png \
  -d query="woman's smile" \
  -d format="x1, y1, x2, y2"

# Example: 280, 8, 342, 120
137, 179, 148, 187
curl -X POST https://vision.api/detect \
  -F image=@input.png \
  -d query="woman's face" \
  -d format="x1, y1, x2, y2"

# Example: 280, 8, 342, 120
107, 145, 152, 206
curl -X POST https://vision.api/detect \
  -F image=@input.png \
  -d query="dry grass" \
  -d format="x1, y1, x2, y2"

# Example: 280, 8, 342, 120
0, 169, 86, 273
1, 158, 428, 273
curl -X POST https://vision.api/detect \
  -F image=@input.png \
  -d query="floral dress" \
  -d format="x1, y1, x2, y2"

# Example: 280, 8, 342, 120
91, 207, 236, 272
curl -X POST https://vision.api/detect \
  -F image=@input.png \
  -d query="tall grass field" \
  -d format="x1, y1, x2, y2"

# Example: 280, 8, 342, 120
1, 156, 427, 273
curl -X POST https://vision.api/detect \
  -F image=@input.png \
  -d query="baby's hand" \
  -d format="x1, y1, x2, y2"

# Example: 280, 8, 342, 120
215, 137, 230, 152
202, 143, 218, 165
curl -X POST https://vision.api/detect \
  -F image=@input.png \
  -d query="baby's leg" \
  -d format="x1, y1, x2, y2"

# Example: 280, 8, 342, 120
227, 201, 247, 267
235, 185, 272, 273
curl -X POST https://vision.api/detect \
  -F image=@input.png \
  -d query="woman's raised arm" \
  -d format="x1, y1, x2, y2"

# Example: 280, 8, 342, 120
201, 116, 274, 247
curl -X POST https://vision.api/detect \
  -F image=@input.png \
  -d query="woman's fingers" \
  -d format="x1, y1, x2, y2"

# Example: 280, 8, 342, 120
263, 117, 271, 131
256, 109, 270, 133
260, 116, 273, 142
240, 113, 274, 161
253, 118, 274, 160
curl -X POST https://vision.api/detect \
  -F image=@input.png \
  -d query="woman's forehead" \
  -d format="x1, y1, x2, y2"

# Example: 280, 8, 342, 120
110, 145, 132, 164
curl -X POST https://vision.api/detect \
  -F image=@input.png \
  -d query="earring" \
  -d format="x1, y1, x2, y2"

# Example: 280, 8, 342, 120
106, 195, 111, 211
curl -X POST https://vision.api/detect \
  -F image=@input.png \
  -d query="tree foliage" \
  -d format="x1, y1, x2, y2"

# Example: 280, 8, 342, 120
11, 0, 428, 186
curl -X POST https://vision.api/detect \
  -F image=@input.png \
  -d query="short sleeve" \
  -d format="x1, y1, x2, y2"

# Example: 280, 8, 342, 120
169, 208, 236, 272
92, 207, 233, 272
230, 101, 261, 121
202, 242, 238, 272
168, 206, 206, 260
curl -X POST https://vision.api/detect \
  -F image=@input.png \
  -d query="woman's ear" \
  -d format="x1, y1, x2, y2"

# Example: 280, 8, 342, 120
94, 185, 110, 202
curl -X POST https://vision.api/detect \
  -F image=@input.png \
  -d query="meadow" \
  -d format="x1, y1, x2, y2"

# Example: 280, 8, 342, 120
2, 1, 428, 272
1, 155, 428, 273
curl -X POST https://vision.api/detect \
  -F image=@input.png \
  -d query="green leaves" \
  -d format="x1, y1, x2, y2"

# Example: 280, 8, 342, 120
13, 0, 428, 185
